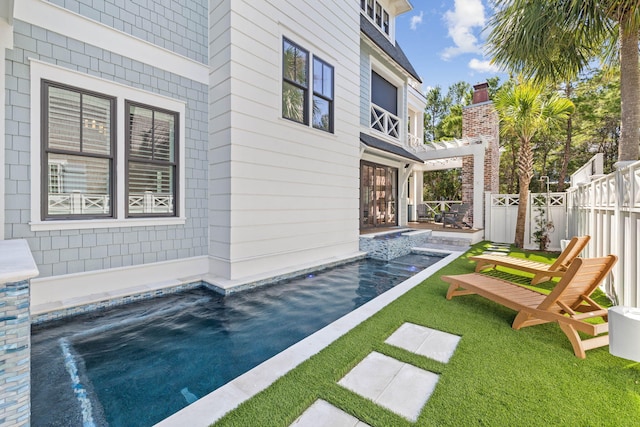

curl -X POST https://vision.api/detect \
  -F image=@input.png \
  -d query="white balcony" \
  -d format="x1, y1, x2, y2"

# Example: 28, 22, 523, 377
370, 103, 400, 139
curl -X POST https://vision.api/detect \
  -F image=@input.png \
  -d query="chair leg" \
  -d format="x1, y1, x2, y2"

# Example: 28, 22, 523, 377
558, 322, 587, 359
474, 261, 495, 272
531, 274, 551, 285
512, 310, 549, 329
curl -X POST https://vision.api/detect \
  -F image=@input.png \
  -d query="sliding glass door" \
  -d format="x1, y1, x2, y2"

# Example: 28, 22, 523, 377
360, 161, 397, 229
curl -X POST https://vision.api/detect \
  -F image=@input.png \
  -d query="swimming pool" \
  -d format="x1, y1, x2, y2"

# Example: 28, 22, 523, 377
31, 253, 446, 426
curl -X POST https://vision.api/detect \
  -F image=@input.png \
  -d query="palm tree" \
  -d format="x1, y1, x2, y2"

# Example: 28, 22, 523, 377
495, 82, 574, 248
486, 0, 640, 162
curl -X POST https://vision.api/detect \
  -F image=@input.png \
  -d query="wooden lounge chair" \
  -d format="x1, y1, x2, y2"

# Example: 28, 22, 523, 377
442, 255, 617, 358
469, 235, 591, 285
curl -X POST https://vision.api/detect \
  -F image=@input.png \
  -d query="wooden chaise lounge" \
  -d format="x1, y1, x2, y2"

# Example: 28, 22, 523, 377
442, 255, 617, 358
469, 235, 591, 285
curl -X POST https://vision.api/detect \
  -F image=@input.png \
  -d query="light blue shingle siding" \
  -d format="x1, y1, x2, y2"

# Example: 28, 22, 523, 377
45, 0, 208, 64
4, 17, 209, 278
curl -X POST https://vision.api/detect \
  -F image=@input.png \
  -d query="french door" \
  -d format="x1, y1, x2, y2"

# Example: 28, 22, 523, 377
360, 161, 397, 229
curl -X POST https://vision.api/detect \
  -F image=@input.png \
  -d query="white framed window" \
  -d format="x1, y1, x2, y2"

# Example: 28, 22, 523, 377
360, 0, 391, 36
30, 59, 186, 231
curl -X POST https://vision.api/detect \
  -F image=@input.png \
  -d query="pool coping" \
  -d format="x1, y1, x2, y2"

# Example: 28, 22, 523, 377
154, 246, 466, 427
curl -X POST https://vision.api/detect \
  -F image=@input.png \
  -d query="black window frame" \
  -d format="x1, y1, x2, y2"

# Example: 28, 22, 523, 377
125, 100, 179, 218
282, 37, 335, 134
282, 37, 310, 125
41, 80, 116, 220
312, 56, 335, 133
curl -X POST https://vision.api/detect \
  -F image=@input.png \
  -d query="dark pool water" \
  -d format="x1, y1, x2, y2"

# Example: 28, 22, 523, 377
31, 253, 443, 427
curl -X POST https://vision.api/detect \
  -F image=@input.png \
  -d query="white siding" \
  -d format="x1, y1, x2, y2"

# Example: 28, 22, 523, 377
209, 0, 361, 280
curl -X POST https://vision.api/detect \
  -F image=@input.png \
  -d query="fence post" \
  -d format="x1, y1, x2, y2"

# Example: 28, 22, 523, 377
484, 191, 492, 239
0, 240, 39, 426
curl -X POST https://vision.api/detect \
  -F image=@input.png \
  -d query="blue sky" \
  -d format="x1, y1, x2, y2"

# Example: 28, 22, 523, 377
395, 0, 509, 92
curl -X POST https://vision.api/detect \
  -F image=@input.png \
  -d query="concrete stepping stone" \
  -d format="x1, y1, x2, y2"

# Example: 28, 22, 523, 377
384, 322, 461, 364
290, 399, 369, 427
338, 352, 438, 422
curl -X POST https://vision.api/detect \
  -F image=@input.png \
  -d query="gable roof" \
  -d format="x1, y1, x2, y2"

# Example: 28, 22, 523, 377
360, 14, 422, 83
360, 132, 423, 162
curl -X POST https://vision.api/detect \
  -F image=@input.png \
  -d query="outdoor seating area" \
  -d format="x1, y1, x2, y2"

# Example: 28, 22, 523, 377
414, 202, 473, 230
470, 235, 591, 284
443, 254, 617, 359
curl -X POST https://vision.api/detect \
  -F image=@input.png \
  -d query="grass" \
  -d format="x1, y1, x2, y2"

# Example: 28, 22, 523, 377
213, 242, 640, 426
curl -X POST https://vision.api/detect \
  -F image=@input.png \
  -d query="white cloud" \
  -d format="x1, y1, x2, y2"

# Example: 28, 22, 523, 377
468, 58, 499, 73
440, 0, 486, 60
410, 11, 424, 30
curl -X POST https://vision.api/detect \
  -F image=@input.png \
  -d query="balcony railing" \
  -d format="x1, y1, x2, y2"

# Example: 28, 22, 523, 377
406, 133, 423, 150
48, 191, 173, 215
370, 103, 400, 139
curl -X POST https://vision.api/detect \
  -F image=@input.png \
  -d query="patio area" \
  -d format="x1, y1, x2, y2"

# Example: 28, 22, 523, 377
211, 242, 639, 426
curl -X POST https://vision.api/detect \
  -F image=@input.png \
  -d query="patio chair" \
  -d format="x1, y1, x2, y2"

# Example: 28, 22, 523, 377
469, 235, 590, 285
442, 203, 470, 229
416, 204, 432, 222
442, 254, 617, 358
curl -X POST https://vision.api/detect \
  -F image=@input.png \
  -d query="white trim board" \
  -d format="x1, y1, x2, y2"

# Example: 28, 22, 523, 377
13, 0, 208, 84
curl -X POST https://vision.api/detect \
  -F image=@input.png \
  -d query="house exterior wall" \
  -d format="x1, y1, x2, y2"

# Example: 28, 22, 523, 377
4, 1, 208, 287
44, 0, 208, 64
359, 42, 408, 138
209, 0, 362, 280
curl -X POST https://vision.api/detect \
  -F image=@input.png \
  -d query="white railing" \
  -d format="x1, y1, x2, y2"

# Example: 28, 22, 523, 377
128, 192, 174, 214
48, 191, 173, 215
570, 153, 604, 187
406, 133, 423, 151
421, 200, 462, 217
370, 103, 400, 139
566, 160, 640, 308
48, 193, 110, 214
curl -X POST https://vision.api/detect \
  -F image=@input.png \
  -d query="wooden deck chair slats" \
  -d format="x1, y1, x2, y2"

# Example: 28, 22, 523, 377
442, 255, 617, 358
470, 235, 591, 284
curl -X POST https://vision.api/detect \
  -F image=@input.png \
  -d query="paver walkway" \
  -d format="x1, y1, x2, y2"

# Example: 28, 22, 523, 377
291, 323, 461, 425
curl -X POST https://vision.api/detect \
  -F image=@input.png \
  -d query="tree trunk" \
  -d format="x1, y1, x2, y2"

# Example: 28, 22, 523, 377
558, 84, 573, 191
618, 16, 640, 162
514, 140, 534, 248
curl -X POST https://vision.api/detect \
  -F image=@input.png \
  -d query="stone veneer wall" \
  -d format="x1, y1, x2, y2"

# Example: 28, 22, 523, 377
360, 230, 432, 260
461, 99, 500, 225
0, 278, 30, 426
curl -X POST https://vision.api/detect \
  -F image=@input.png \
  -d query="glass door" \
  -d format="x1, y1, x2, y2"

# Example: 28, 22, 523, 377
360, 161, 398, 229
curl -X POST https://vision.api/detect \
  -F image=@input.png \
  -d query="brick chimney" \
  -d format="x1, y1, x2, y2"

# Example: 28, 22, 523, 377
461, 81, 500, 227
472, 82, 489, 104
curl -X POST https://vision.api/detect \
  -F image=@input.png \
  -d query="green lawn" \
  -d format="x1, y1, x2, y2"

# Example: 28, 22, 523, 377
214, 242, 640, 426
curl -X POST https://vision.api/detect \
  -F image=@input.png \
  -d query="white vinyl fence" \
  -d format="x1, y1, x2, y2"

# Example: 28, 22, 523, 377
485, 192, 567, 252
566, 160, 640, 308
485, 156, 640, 308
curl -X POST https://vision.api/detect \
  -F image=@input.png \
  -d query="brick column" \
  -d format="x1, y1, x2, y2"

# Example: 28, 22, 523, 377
462, 83, 500, 226
0, 240, 39, 427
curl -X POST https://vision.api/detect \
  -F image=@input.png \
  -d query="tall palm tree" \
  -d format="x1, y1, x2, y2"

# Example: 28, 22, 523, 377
487, 0, 640, 162
495, 82, 574, 248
